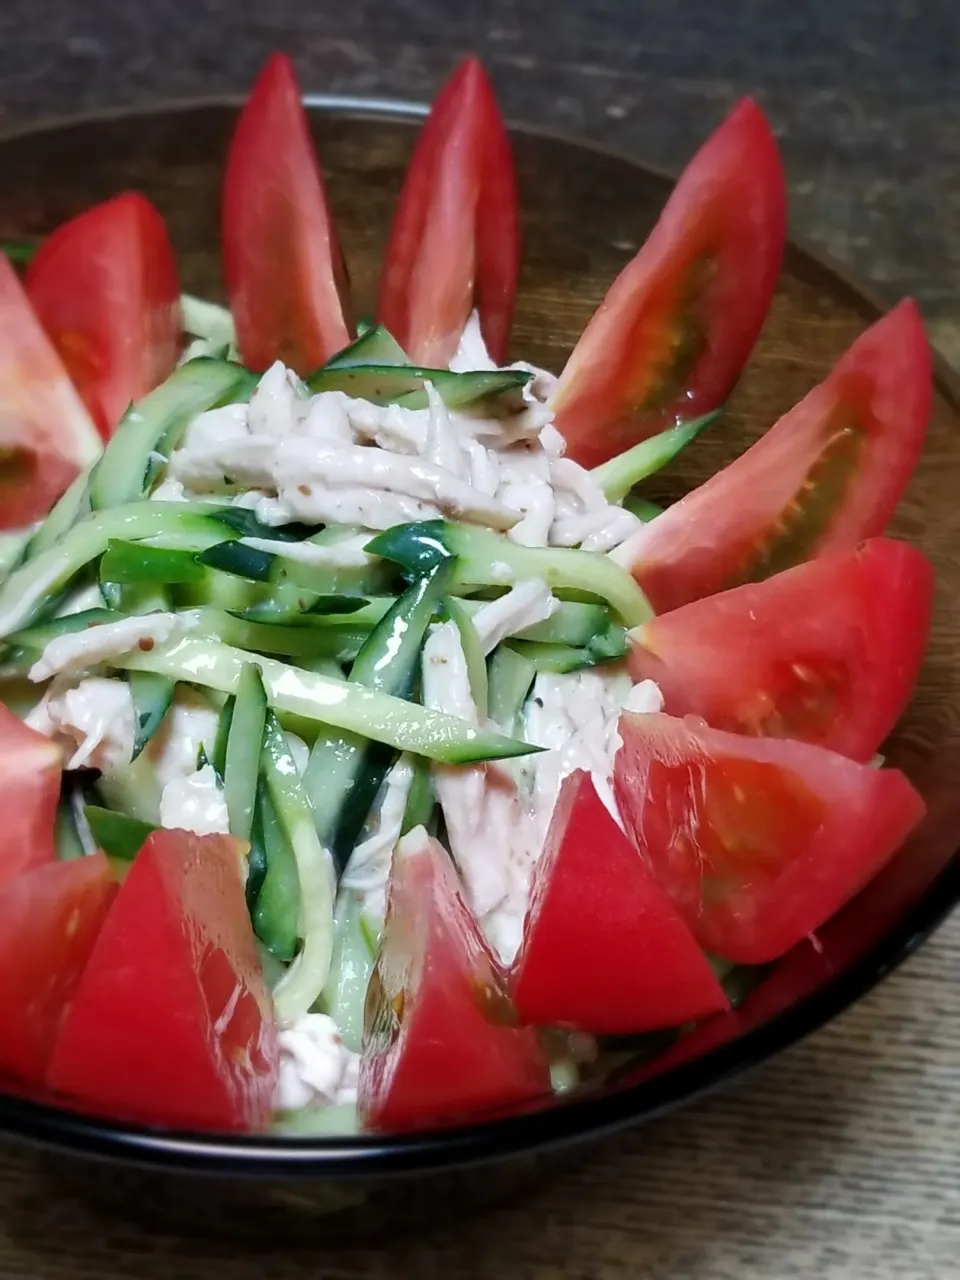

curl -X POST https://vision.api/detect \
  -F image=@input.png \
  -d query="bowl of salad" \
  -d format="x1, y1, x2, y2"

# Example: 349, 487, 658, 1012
0, 52, 957, 1236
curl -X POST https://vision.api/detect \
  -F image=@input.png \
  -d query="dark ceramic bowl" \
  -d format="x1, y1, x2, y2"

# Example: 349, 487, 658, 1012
1, 96, 958, 1239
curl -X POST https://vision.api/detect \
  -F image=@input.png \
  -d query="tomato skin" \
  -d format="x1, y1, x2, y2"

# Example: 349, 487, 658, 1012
223, 53, 353, 374
551, 98, 786, 468
613, 301, 932, 612
0, 855, 115, 1088
25, 192, 182, 439
48, 830, 278, 1132
614, 712, 926, 964
510, 771, 728, 1035
0, 704, 63, 889
629, 538, 933, 763
0, 255, 101, 527
376, 57, 518, 366
359, 827, 550, 1133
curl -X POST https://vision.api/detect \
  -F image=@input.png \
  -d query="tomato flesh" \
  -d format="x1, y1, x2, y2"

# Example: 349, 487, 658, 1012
359, 827, 550, 1132
48, 830, 278, 1132
0, 704, 63, 889
551, 98, 786, 468
613, 301, 932, 612
0, 255, 101, 527
510, 771, 728, 1035
0, 854, 115, 1088
223, 54, 353, 374
614, 712, 926, 963
629, 538, 933, 762
25, 193, 182, 439
377, 57, 518, 366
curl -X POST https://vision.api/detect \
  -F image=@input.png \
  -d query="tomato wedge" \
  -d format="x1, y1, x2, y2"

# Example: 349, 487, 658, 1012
0, 704, 62, 889
510, 771, 728, 1035
48, 830, 278, 1132
359, 827, 550, 1132
223, 53, 353, 375
376, 57, 518, 366
25, 192, 182, 439
628, 538, 933, 763
612, 301, 932, 612
0, 255, 101, 527
0, 855, 115, 1088
550, 98, 786, 468
613, 712, 925, 964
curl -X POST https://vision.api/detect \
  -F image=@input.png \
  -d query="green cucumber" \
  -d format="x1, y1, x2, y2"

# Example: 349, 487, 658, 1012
180, 295, 237, 347
0, 503, 237, 638
25, 471, 92, 560
262, 712, 335, 1018
487, 646, 536, 733
185, 607, 368, 664
2, 239, 38, 267
83, 805, 157, 860
254, 782, 301, 963
128, 670, 175, 760
212, 696, 233, 780
199, 538, 390, 598
321, 889, 376, 1053
272, 1104, 359, 1137
100, 540, 206, 586
96, 748, 163, 825
0, 530, 31, 581
622, 493, 663, 522
505, 640, 601, 674
224, 663, 268, 842
459, 596, 612, 648
323, 325, 408, 370
116, 633, 537, 764
306, 363, 531, 411
443, 596, 488, 717
591, 409, 721, 504
204, 508, 318, 543
90, 360, 254, 510
304, 561, 453, 873
367, 520, 653, 628
400, 754, 435, 836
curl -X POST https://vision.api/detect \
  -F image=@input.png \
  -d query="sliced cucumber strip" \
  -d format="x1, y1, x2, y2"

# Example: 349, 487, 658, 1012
100, 540, 206, 586
224, 663, 268, 842
443, 596, 488, 717
262, 712, 335, 1019
25, 470, 92, 560
306, 363, 531, 412
83, 805, 157, 860
367, 520, 653, 627
591, 409, 721, 504
128, 670, 175, 760
505, 640, 601, 674
487, 646, 536, 733
254, 782, 301, 963
89, 360, 253, 510
1, 239, 38, 266
205, 508, 318, 543
458, 596, 612, 647
272, 1104, 359, 1137
198, 539, 388, 599
96, 748, 163, 825
186, 607, 368, 665
323, 325, 408, 370
321, 889, 376, 1053
304, 561, 453, 873
622, 493, 663, 523
400, 754, 435, 836
0, 503, 236, 638
180, 295, 237, 347
0, 530, 31, 581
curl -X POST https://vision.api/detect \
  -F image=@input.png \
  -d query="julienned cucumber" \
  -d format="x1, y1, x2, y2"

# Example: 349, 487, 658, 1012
367, 521, 653, 627
487, 646, 536, 733
623, 493, 663, 522
505, 639, 604, 674
181, 295, 237, 347
443, 596, 488, 716
198, 538, 390, 598
89, 360, 254, 511
128, 671, 175, 760
25, 470, 92, 560
224, 663, 268, 842
591, 409, 721, 504
261, 712, 335, 1021
306, 363, 531, 411
83, 805, 157, 860
0, 504, 237, 638
114, 634, 537, 764
100, 540, 206, 586
304, 560, 454, 873
186, 607, 368, 665
323, 325, 408, 370
253, 782, 300, 962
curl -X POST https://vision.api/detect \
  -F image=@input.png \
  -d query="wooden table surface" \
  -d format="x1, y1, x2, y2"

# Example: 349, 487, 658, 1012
0, 4, 958, 1277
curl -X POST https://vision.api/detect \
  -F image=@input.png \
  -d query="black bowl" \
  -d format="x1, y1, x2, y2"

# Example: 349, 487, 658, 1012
1, 95, 958, 1238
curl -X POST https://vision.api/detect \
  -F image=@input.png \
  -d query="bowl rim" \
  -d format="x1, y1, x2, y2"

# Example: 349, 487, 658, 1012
0, 91, 958, 1179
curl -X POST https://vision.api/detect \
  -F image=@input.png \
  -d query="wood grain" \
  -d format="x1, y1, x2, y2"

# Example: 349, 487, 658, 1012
0, 101, 957, 1279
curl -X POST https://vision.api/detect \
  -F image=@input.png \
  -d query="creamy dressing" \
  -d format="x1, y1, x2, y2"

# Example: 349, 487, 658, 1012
159, 762, 229, 836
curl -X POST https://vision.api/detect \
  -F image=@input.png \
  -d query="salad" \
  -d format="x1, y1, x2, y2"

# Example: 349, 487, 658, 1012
0, 54, 933, 1137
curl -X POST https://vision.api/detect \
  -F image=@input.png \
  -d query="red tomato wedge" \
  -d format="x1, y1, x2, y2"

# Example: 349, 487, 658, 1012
359, 827, 550, 1133
48, 830, 278, 1132
376, 57, 518, 366
628, 538, 933, 763
0, 704, 62, 889
613, 712, 926, 964
25, 192, 182, 439
223, 53, 353, 374
550, 98, 786, 468
612, 301, 932, 612
0, 255, 101, 527
0, 855, 115, 1088
510, 771, 728, 1035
